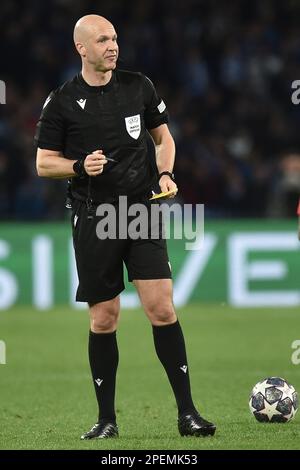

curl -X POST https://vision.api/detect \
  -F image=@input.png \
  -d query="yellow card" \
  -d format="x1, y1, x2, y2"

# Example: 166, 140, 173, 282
149, 190, 178, 200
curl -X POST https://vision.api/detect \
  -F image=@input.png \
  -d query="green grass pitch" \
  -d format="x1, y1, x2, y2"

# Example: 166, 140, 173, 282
0, 304, 299, 450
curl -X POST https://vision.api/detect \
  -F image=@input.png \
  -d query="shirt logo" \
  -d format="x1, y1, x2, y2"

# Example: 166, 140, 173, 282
180, 365, 188, 374
125, 114, 141, 140
76, 98, 86, 110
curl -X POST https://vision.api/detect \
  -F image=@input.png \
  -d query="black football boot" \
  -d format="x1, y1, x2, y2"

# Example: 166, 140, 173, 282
80, 420, 119, 440
178, 410, 216, 437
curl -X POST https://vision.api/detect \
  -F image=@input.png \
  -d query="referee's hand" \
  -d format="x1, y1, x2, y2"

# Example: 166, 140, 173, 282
159, 175, 178, 198
84, 150, 108, 176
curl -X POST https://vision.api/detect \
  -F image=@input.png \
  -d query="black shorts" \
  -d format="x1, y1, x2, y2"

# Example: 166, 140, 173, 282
71, 198, 172, 304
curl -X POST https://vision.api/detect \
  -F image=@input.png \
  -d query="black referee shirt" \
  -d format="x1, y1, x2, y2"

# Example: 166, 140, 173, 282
34, 70, 169, 202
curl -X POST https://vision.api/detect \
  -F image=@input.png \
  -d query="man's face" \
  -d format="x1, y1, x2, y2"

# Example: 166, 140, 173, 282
85, 25, 119, 72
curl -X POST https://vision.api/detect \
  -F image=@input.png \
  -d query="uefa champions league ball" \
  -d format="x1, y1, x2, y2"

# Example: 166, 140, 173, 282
249, 377, 298, 423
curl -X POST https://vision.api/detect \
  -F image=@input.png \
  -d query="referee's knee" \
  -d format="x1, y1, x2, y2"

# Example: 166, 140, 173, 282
89, 301, 120, 333
145, 302, 177, 326
90, 317, 118, 333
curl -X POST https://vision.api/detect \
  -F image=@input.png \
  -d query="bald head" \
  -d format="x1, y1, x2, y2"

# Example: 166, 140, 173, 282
73, 14, 118, 74
73, 15, 114, 45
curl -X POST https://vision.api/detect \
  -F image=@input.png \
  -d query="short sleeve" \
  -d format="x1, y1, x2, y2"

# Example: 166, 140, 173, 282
34, 90, 65, 151
142, 75, 169, 130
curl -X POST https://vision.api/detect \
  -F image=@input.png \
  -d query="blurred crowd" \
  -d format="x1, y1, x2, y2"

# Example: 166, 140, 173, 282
1, 0, 300, 220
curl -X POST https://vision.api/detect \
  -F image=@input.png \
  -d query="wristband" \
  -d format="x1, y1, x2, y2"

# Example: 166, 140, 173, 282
158, 171, 175, 182
73, 157, 87, 178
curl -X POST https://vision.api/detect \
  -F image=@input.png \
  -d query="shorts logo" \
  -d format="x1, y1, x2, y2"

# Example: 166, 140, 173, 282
125, 114, 141, 140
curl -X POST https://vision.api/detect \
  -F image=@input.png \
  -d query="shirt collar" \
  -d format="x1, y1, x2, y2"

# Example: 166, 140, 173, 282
77, 71, 116, 93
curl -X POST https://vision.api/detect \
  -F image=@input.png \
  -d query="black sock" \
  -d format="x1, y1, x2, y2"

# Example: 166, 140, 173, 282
152, 320, 195, 415
88, 330, 119, 423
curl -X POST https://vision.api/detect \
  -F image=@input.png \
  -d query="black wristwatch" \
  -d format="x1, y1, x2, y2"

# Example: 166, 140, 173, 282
158, 171, 175, 182
73, 157, 87, 178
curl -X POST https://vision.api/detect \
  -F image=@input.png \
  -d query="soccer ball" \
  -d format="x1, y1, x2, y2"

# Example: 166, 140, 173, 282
249, 377, 298, 423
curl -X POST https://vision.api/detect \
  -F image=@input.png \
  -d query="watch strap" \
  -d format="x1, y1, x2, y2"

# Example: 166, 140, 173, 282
158, 171, 175, 181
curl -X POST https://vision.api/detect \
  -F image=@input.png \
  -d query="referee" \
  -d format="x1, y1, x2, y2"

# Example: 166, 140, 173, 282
35, 14, 216, 439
